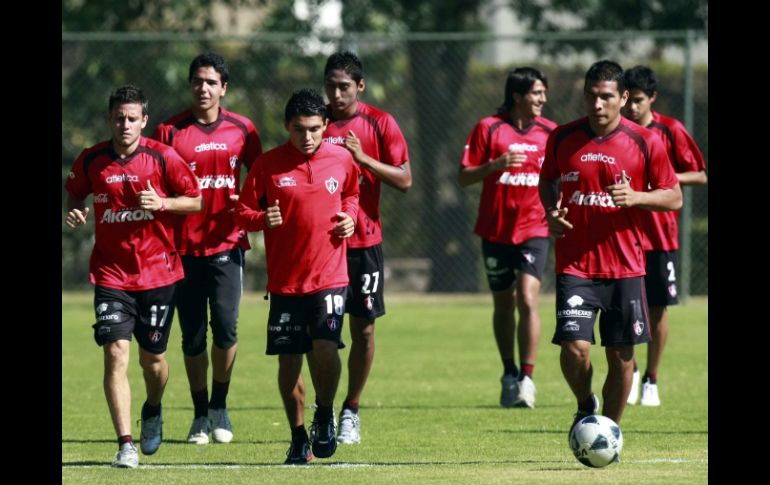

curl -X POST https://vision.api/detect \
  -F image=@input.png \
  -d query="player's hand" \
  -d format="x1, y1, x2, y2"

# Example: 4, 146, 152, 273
66, 207, 89, 228
138, 180, 165, 211
491, 150, 526, 170
545, 206, 573, 238
333, 212, 354, 238
265, 199, 283, 229
344, 130, 365, 161
606, 170, 638, 208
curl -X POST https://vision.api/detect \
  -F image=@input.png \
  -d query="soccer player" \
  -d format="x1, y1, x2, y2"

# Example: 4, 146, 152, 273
458, 67, 556, 409
538, 60, 682, 428
152, 52, 263, 445
321, 51, 411, 443
622, 65, 708, 407
235, 88, 360, 464
65, 85, 202, 468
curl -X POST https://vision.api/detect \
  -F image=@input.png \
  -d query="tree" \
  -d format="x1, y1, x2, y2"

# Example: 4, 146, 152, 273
509, 0, 708, 56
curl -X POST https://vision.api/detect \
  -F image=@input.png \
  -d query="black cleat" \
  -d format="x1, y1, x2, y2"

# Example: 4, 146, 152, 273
309, 412, 338, 459
284, 437, 313, 465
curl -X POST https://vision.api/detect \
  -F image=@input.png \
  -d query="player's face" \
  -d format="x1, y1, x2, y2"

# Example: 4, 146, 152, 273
324, 69, 364, 117
583, 80, 628, 130
190, 66, 227, 113
519, 79, 548, 118
109, 103, 147, 149
285, 115, 329, 155
624, 89, 656, 124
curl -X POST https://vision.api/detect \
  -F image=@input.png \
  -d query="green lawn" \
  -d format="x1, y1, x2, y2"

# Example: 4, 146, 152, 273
62, 292, 707, 484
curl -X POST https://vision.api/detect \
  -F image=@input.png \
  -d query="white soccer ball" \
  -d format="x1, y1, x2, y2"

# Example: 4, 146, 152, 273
569, 415, 623, 468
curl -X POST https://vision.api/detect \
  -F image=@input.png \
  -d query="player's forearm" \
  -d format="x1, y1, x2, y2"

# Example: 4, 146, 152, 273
165, 195, 203, 214
635, 186, 683, 212
538, 178, 561, 211
359, 156, 412, 192
676, 170, 707, 185
457, 163, 496, 187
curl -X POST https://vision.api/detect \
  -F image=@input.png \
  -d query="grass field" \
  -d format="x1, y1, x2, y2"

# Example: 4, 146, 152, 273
62, 292, 707, 484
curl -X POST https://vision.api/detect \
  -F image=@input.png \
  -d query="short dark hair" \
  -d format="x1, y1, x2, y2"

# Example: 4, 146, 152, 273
497, 67, 548, 114
623, 65, 657, 97
188, 52, 230, 84
324, 51, 364, 83
108, 84, 148, 115
284, 88, 328, 122
585, 59, 625, 93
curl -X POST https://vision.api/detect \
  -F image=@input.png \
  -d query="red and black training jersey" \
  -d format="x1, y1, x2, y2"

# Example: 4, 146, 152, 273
152, 108, 262, 256
323, 101, 409, 248
642, 111, 707, 251
65, 137, 200, 291
235, 142, 360, 295
460, 114, 556, 245
540, 117, 679, 278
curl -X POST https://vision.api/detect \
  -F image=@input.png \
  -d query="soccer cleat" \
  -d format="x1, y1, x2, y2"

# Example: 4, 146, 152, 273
640, 380, 661, 406
139, 411, 163, 455
309, 410, 338, 458
570, 394, 600, 439
187, 416, 211, 445
284, 437, 314, 465
500, 373, 519, 407
336, 408, 361, 444
513, 375, 536, 408
627, 369, 640, 405
209, 408, 233, 443
112, 442, 139, 468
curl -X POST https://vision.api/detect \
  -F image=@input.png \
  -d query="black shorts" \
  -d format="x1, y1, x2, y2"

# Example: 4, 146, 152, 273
346, 245, 386, 320
92, 283, 176, 354
644, 250, 679, 307
176, 249, 244, 356
266, 287, 348, 355
481, 237, 549, 291
552, 274, 651, 347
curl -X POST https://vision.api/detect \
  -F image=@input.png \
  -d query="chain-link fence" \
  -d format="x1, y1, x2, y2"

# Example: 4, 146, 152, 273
62, 31, 708, 296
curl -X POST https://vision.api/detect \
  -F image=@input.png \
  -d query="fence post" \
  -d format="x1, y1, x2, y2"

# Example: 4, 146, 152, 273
679, 29, 695, 303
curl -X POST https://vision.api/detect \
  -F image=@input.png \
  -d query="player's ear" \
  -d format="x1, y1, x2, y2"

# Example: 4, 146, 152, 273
358, 78, 366, 93
221, 82, 228, 97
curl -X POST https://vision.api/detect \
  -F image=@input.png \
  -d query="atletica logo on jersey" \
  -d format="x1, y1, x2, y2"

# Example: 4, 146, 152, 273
105, 173, 139, 183
149, 330, 163, 343
325, 177, 339, 194
199, 175, 236, 189
497, 172, 539, 187
194, 142, 228, 152
568, 190, 616, 208
100, 208, 155, 224
580, 152, 616, 164
277, 177, 297, 187
365, 295, 374, 311
229, 155, 238, 169
561, 171, 579, 182
633, 320, 645, 336
508, 143, 538, 152
94, 193, 109, 204
324, 136, 345, 145
327, 318, 339, 331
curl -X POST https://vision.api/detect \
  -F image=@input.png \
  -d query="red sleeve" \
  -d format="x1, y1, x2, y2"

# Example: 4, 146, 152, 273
242, 120, 263, 171
671, 123, 707, 173
379, 113, 409, 167
234, 158, 268, 232
459, 120, 490, 169
647, 134, 679, 190
163, 148, 200, 198
64, 149, 93, 200
540, 129, 560, 181
341, 156, 360, 221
